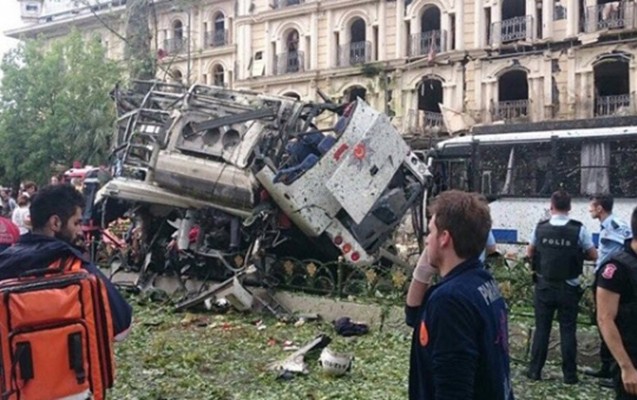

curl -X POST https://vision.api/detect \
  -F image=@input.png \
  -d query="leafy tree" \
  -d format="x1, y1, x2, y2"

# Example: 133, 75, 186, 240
0, 31, 122, 187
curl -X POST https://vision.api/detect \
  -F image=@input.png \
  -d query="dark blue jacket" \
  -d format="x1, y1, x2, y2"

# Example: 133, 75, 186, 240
409, 258, 514, 400
0, 233, 132, 337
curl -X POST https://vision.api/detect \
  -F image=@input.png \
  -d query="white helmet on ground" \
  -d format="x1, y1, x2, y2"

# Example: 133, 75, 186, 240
318, 347, 353, 376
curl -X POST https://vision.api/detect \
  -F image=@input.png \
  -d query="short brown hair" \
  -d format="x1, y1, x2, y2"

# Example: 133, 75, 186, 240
428, 190, 492, 259
551, 189, 571, 212
24, 181, 37, 192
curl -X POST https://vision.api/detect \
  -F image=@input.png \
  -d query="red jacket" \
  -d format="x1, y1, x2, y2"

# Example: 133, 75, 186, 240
0, 217, 19, 246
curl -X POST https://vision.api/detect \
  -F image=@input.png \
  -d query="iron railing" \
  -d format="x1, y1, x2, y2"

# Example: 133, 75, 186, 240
490, 15, 533, 44
273, 0, 304, 8
163, 37, 186, 54
275, 51, 305, 74
595, 94, 633, 116
338, 41, 372, 67
492, 99, 530, 121
205, 30, 228, 47
406, 109, 444, 134
409, 30, 447, 57
583, 2, 635, 32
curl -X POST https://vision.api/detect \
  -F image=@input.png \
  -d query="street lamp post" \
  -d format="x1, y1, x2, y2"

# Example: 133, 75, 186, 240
186, 9, 191, 86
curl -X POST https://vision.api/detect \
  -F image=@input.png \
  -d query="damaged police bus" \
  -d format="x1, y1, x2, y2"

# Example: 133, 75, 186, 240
426, 119, 637, 250
91, 81, 429, 286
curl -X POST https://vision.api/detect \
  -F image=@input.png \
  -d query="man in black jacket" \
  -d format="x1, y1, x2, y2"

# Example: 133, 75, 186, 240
0, 184, 132, 340
597, 206, 637, 399
409, 190, 514, 400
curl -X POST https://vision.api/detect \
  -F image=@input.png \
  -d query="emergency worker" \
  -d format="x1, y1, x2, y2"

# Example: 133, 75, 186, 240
526, 189, 597, 384
596, 205, 637, 399
587, 194, 632, 381
408, 190, 513, 400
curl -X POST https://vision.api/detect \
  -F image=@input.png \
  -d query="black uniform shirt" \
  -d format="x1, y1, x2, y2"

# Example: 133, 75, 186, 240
596, 246, 637, 305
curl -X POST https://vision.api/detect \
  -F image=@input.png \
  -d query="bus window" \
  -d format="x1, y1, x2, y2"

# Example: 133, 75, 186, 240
432, 159, 469, 193
580, 142, 610, 195
610, 139, 637, 196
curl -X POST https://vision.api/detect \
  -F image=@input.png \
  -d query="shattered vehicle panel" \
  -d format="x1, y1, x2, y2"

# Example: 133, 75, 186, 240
96, 81, 428, 272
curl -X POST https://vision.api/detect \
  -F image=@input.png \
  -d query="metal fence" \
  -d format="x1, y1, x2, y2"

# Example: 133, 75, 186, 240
338, 41, 372, 67
406, 109, 444, 134
408, 30, 447, 57
491, 15, 533, 45
492, 99, 530, 121
595, 94, 633, 116
163, 37, 186, 54
275, 51, 305, 75
583, 2, 636, 32
205, 30, 228, 48
273, 0, 304, 8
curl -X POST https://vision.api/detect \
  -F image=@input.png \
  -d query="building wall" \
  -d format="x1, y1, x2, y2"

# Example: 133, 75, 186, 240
9, 0, 637, 143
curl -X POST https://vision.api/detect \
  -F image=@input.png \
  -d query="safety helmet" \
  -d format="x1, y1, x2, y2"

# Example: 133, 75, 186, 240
318, 347, 353, 376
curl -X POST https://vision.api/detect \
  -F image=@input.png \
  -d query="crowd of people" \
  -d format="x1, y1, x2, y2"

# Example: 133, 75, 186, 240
406, 189, 637, 400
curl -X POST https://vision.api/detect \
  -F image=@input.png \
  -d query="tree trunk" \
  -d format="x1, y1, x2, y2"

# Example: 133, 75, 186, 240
124, 0, 155, 81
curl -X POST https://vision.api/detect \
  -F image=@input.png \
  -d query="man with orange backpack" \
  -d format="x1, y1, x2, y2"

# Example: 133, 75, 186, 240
0, 184, 132, 399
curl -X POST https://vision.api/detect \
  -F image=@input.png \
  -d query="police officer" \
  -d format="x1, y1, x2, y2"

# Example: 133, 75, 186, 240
596, 206, 637, 399
587, 194, 632, 381
526, 190, 597, 384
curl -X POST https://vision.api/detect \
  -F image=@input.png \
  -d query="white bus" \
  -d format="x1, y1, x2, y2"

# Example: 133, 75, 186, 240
426, 124, 637, 250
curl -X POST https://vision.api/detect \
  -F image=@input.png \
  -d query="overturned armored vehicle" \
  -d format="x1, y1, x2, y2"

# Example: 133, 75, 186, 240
94, 81, 428, 281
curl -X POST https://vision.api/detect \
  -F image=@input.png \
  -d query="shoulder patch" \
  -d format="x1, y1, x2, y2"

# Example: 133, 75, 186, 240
419, 321, 429, 347
602, 264, 618, 280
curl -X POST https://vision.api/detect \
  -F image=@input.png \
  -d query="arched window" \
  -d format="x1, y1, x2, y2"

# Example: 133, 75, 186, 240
213, 64, 225, 87
594, 56, 631, 116
496, 70, 529, 121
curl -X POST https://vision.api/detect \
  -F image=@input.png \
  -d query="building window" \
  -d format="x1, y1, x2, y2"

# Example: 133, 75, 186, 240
213, 64, 225, 87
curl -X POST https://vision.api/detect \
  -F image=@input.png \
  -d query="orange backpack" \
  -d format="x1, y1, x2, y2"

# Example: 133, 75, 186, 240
0, 257, 115, 400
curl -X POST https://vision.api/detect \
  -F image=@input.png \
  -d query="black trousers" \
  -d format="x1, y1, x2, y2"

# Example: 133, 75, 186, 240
528, 282, 582, 380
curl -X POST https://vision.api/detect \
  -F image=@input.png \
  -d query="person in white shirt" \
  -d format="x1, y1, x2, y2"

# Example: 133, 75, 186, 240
11, 194, 31, 235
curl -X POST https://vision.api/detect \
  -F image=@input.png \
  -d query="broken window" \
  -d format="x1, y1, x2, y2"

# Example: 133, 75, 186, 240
213, 64, 225, 87
344, 86, 366, 103
499, 0, 528, 42
208, 12, 226, 46
554, 2, 567, 19
610, 139, 637, 196
580, 142, 610, 194
594, 55, 631, 116
171, 69, 183, 84
496, 70, 529, 121
173, 20, 184, 40
344, 18, 368, 65
412, 78, 443, 131
584, 0, 626, 32
412, 6, 442, 56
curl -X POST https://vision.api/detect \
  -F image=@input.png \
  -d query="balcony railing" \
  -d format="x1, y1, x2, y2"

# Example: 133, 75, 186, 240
492, 99, 530, 121
338, 41, 372, 67
595, 94, 633, 116
275, 51, 305, 75
491, 16, 533, 45
409, 30, 447, 57
205, 30, 228, 47
583, 2, 636, 33
163, 37, 186, 54
273, 0, 304, 8
406, 109, 445, 134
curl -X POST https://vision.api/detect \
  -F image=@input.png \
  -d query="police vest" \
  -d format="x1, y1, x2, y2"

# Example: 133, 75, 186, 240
609, 251, 637, 355
534, 220, 584, 281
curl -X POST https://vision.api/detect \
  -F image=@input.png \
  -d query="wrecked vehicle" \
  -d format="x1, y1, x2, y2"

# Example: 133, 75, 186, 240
92, 81, 429, 286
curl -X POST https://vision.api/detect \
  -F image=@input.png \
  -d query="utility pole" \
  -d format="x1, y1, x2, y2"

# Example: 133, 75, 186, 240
186, 8, 191, 86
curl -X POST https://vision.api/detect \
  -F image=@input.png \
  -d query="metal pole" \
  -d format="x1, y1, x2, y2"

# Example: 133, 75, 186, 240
187, 10, 191, 86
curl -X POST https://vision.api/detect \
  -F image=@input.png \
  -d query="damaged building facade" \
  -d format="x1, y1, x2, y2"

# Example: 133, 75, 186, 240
8, 0, 637, 143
